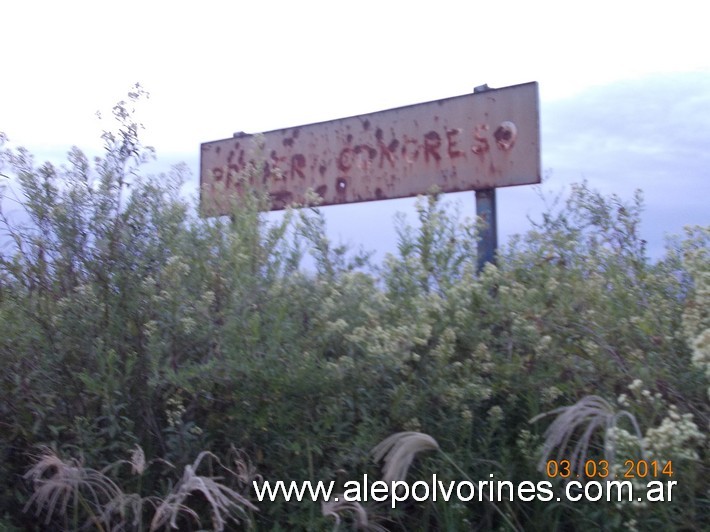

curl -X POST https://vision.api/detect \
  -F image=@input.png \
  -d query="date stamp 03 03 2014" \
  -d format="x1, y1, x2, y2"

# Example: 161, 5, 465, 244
544, 459, 674, 480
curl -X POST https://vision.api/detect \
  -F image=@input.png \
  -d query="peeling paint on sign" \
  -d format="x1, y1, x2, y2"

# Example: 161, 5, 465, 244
200, 82, 540, 215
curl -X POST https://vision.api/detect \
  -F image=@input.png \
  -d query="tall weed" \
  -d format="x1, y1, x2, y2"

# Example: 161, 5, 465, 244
0, 90, 706, 529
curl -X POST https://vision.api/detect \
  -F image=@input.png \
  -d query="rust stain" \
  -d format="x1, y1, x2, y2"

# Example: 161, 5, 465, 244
493, 121, 517, 150
270, 190, 293, 210
290, 154, 306, 179
335, 177, 347, 201
424, 131, 442, 163
200, 82, 540, 214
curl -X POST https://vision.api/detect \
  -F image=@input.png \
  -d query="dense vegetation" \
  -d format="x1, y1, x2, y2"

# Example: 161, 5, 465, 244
0, 90, 707, 530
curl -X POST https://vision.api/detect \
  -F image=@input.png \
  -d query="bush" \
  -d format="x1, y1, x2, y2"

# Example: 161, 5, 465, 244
0, 90, 707, 530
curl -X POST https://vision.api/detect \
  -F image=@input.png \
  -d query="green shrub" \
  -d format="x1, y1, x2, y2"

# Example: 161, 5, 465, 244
0, 89, 706, 530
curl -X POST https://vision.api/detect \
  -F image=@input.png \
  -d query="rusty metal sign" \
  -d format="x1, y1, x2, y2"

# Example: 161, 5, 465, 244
200, 82, 540, 215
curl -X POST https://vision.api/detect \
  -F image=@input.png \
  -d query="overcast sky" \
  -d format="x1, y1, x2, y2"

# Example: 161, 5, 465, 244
2, 0, 708, 261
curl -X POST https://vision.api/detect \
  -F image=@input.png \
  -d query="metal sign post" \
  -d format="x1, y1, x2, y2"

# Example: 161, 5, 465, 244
476, 188, 497, 271
472, 84, 497, 272
200, 82, 540, 269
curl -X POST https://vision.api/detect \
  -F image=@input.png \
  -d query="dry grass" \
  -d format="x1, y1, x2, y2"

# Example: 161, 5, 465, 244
371, 432, 439, 484
23, 447, 122, 530
130, 445, 146, 476
149, 451, 257, 532
322, 496, 388, 531
531, 394, 645, 475
99, 491, 165, 532
227, 445, 261, 488
23, 446, 258, 531
372, 432, 522, 532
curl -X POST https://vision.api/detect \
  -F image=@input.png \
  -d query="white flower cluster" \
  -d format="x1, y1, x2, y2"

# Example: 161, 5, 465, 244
487, 405, 504, 425
680, 226, 709, 397
626, 379, 663, 407
625, 518, 640, 532
165, 395, 186, 428
516, 429, 541, 463
605, 427, 649, 511
628, 379, 643, 393
643, 405, 705, 462
690, 328, 710, 398
460, 407, 473, 423
540, 385, 562, 406
165, 395, 203, 435
616, 379, 704, 463
470, 343, 494, 375
534, 335, 550, 358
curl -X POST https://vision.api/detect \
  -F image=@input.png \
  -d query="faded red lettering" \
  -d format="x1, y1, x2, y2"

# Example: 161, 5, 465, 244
424, 131, 442, 163
269, 149, 288, 179
401, 137, 420, 163
270, 190, 293, 209
471, 125, 490, 155
353, 144, 376, 171
354, 144, 377, 160
376, 128, 398, 169
494, 122, 517, 150
446, 129, 463, 158
227, 148, 245, 167
378, 139, 397, 168
262, 162, 271, 182
337, 148, 353, 172
290, 154, 306, 179
227, 164, 240, 183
